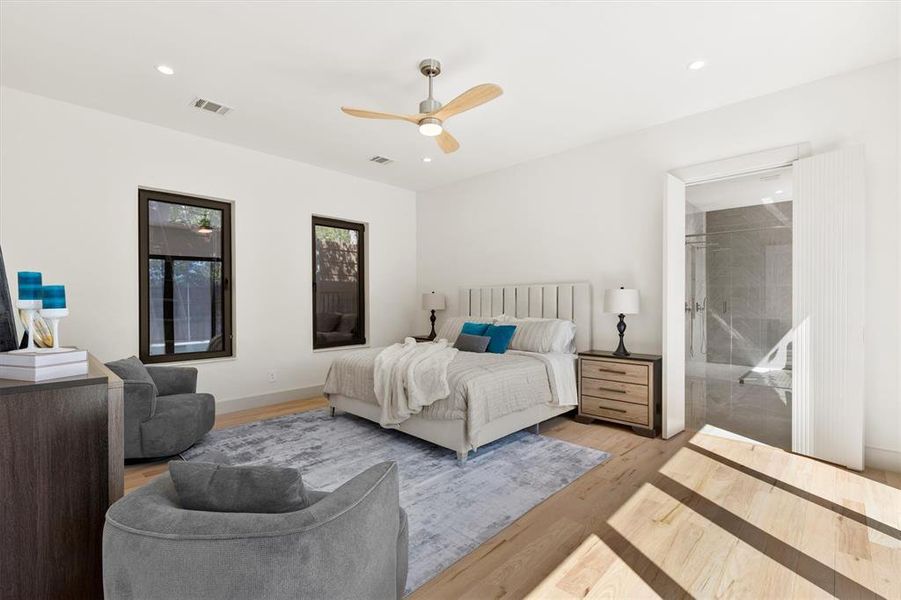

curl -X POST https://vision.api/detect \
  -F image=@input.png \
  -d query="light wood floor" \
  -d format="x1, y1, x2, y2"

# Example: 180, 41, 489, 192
125, 398, 901, 599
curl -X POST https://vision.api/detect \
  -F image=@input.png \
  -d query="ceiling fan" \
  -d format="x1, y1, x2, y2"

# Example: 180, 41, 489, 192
341, 59, 503, 154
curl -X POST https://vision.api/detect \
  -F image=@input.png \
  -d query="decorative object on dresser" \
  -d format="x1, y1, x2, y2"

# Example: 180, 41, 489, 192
577, 350, 661, 437
421, 291, 446, 340
603, 287, 640, 356
0, 355, 124, 598
39, 284, 68, 349
0, 246, 18, 352
0, 347, 88, 381
16, 271, 43, 350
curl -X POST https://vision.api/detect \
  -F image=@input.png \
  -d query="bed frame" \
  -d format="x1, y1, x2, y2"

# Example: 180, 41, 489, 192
329, 282, 592, 463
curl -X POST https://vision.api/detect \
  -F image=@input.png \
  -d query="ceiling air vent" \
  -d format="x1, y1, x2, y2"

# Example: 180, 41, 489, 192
369, 156, 393, 165
192, 97, 232, 116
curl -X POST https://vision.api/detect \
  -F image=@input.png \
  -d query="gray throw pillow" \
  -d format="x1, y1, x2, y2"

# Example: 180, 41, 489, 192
106, 356, 158, 397
170, 461, 309, 513
454, 333, 491, 353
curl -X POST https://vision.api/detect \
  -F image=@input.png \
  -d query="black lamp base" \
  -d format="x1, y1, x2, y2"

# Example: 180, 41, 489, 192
428, 310, 437, 340
612, 313, 630, 357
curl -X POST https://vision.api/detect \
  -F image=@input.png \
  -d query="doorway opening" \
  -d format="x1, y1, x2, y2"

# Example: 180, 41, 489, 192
684, 166, 793, 450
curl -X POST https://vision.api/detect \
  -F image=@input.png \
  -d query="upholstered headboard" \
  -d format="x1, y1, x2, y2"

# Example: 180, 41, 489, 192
458, 282, 592, 352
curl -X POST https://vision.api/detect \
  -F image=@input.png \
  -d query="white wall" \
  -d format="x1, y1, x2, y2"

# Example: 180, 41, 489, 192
417, 61, 900, 469
0, 86, 418, 408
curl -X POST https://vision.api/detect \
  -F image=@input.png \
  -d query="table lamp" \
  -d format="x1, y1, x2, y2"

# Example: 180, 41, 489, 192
604, 287, 640, 357
421, 291, 446, 340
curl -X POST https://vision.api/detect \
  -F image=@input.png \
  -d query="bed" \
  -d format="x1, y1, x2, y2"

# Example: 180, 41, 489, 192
324, 282, 591, 462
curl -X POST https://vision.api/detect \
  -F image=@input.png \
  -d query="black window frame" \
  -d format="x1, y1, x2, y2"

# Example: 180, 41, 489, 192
138, 189, 233, 364
312, 216, 366, 350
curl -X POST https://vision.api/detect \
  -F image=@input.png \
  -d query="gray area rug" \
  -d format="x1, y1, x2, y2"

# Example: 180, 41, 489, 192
182, 409, 610, 593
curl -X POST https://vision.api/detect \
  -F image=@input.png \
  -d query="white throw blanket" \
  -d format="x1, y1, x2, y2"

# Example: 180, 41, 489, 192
374, 337, 459, 427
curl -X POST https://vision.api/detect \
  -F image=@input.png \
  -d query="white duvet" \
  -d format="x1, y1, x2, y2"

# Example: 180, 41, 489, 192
372, 337, 577, 428
374, 337, 459, 427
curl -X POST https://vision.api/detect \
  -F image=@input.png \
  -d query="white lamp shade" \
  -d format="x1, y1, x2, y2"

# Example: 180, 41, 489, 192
604, 288, 640, 315
421, 292, 446, 311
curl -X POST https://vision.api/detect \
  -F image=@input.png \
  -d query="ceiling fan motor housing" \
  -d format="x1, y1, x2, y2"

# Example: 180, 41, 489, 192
419, 98, 442, 114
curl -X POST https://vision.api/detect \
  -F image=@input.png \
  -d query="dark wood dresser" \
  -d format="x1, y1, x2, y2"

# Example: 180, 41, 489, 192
0, 355, 123, 599
577, 350, 662, 437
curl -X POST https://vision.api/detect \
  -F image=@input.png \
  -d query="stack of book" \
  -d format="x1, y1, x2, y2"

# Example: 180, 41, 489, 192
0, 348, 88, 381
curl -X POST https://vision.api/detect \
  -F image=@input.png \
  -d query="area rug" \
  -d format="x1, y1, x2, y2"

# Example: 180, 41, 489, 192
182, 409, 610, 594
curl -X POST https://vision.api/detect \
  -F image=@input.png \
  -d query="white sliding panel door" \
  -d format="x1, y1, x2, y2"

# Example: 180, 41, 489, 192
793, 146, 865, 470
662, 174, 686, 438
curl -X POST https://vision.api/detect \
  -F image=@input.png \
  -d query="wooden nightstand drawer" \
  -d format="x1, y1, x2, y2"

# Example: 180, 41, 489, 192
581, 396, 649, 426
581, 359, 648, 385
580, 378, 649, 405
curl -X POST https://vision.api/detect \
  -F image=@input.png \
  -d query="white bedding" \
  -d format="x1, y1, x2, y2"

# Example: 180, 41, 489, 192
323, 344, 577, 442
508, 350, 578, 407
373, 337, 458, 427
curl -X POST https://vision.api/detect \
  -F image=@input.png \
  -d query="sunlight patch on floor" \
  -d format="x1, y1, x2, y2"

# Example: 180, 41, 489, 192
697, 423, 769, 445
525, 533, 657, 599
526, 430, 899, 598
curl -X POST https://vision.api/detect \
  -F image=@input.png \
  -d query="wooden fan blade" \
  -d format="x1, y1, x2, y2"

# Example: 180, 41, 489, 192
341, 107, 419, 124
435, 129, 460, 154
433, 84, 503, 120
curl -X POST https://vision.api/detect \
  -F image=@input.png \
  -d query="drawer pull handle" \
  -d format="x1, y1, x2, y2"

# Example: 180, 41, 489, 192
599, 406, 627, 413
597, 368, 628, 375
595, 386, 625, 394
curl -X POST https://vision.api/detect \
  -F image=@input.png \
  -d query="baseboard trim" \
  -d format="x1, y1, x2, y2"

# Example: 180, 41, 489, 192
865, 444, 901, 473
216, 385, 324, 415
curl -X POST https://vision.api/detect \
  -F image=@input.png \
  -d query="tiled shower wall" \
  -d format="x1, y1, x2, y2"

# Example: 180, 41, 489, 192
704, 202, 792, 367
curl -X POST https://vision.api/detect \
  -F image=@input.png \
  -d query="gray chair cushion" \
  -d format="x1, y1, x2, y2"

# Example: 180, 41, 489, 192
454, 333, 491, 353
139, 393, 215, 458
106, 356, 158, 396
170, 461, 310, 513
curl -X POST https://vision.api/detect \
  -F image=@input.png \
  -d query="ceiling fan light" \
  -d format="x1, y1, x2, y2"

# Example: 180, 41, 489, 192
418, 117, 443, 137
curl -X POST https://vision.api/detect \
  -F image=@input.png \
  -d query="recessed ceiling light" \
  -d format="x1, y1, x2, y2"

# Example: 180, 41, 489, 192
422, 157, 432, 163
687, 60, 706, 71
155, 65, 175, 75
775, 189, 784, 195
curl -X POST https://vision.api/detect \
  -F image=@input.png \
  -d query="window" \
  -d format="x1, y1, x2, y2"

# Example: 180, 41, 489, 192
312, 216, 365, 349
138, 189, 233, 363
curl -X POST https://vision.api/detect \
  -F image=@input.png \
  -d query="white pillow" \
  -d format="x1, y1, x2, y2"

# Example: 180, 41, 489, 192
435, 316, 495, 343
495, 315, 576, 354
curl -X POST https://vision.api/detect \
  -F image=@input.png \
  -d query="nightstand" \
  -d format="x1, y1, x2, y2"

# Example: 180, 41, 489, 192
577, 350, 662, 437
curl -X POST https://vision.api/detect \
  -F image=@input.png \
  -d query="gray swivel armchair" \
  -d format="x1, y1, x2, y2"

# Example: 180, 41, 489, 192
105, 356, 215, 459
102, 461, 409, 600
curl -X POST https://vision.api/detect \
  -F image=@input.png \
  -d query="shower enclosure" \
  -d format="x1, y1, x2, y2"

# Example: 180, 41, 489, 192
684, 197, 793, 450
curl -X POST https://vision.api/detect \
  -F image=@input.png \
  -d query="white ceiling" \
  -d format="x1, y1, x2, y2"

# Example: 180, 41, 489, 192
687, 166, 793, 213
1, 2, 897, 191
